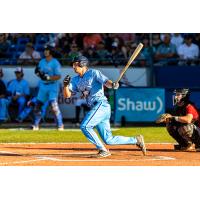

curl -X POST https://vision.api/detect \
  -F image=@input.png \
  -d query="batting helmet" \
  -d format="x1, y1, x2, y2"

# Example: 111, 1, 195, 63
173, 88, 190, 105
72, 56, 89, 67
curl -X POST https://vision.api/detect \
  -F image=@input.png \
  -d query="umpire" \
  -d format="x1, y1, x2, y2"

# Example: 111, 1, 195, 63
165, 88, 200, 151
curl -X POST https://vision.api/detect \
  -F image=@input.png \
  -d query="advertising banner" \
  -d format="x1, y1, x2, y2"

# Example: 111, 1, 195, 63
115, 88, 165, 122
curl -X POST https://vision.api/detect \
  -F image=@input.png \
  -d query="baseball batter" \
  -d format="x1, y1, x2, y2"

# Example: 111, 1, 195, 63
63, 56, 146, 157
33, 45, 64, 130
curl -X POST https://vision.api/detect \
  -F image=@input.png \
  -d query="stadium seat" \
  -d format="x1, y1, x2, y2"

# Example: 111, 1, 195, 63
17, 37, 30, 46
35, 45, 45, 52
17, 45, 25, 52
35, 35, 49, 46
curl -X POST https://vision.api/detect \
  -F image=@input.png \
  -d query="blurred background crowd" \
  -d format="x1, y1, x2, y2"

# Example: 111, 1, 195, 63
1, 33, 200, 67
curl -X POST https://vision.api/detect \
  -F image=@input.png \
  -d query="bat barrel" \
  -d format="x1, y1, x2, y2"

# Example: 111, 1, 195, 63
116, 43, 144, 83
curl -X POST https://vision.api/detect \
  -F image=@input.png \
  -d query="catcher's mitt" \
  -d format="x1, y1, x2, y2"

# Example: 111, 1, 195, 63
156, 113, 172, 123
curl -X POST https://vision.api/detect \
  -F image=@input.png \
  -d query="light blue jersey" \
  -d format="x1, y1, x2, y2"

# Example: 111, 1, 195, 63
69, 69, 108, 107
37, 58, 62, 103
38, 58, 61, 85
68, 68, 137, 152
7, 79, 30, 96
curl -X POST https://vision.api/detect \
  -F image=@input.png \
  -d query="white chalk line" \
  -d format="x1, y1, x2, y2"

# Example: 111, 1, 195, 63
0, 148, 176, 165
0, 158, 47, 165
35, 155, 176, 162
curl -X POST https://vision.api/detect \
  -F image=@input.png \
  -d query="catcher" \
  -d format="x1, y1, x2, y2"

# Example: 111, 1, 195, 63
156, 88, 200, 151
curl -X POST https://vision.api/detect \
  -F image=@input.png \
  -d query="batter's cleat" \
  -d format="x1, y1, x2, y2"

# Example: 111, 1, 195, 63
32, 125, 39, 131
58, 126, 64, 131
96, 150, 111, 158
136, 135, 146, 156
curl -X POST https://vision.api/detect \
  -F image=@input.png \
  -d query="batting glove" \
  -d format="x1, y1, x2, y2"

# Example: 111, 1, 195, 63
34, 66, 41, 77
112, 82, 119, 90
63, 75, 71, 87
43, 74, 51, 81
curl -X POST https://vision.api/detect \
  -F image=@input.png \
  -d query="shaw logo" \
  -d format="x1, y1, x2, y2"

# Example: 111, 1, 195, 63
118, 97, 163, 114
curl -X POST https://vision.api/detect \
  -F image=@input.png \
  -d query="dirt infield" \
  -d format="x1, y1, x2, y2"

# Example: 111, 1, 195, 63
0, 143, 199, 166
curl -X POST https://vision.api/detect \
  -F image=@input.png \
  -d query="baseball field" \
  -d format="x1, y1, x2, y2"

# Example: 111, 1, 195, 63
0, 126, 199, 166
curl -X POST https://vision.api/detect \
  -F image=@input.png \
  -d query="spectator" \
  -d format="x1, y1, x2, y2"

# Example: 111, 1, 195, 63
57, 34, 71, 55
69, 33, 84, 49
178, 34, 199, 66
67, 43, 82, 62
83, 47, 99, 66
140, 38, 156, 66
154, 33, 177, 66
96, 42, 110, 64
0, 33, 10, 58
171, 33, 184, 50
18, 43, 41, 65
193, 33, 200, 49
7, 67, 30, 119
152, 33, 162, 50
117, 33, 136, 45
83, 33, 102, 49
108, 42, 126, 67
0, 68, 9, 122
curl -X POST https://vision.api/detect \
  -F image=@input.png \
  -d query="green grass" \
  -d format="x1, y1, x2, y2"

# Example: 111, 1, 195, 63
0, 127, 175, 143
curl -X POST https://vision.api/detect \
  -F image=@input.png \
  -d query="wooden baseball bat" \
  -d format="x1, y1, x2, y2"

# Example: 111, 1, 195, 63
116, 43, 144, 83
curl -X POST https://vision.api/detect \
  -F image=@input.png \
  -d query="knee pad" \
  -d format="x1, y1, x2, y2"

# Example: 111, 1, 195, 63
50, 100, 60, 116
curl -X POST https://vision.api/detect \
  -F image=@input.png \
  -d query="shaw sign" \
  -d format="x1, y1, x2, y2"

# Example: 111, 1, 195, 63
115, 88, 165, 122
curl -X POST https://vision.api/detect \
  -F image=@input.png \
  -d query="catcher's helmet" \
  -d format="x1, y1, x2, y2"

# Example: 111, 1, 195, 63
173, 88, 190, 105
72, 56, 89, 67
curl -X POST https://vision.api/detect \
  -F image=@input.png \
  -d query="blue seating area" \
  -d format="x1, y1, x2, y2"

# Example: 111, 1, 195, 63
2, 34, 50, 64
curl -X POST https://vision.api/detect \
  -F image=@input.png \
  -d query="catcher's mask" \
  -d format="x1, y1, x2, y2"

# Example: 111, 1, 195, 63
173, 88, 190, 106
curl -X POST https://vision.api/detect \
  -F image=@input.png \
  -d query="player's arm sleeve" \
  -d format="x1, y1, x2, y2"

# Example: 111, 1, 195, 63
68, 77, 78, 93
94, 70, 109, 84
